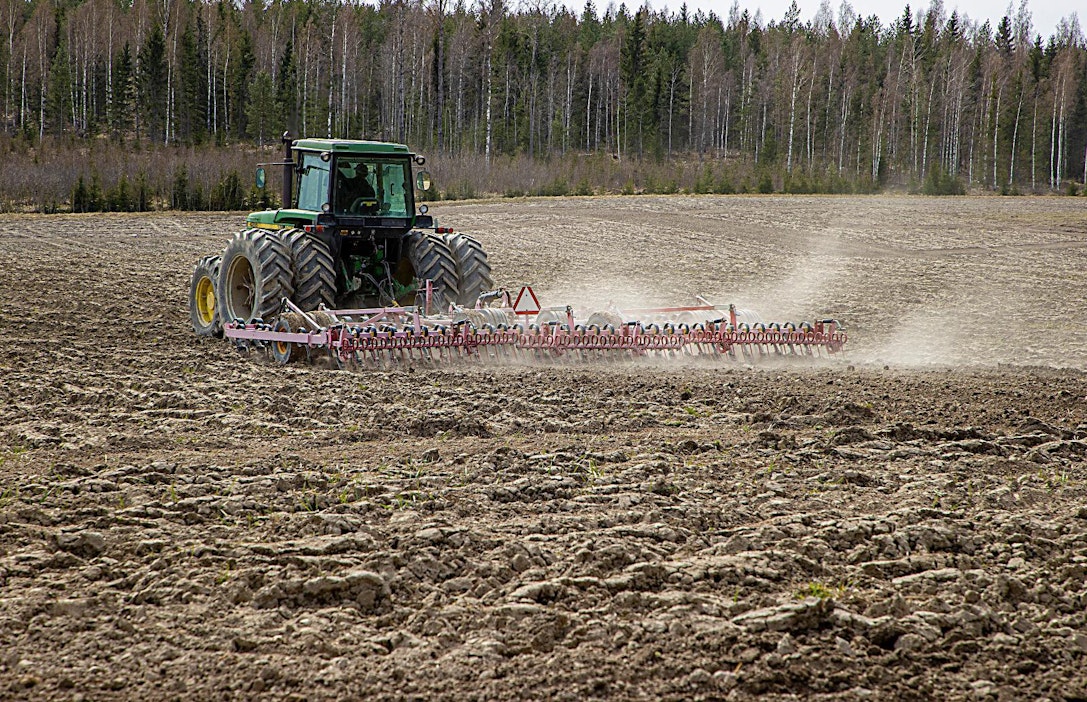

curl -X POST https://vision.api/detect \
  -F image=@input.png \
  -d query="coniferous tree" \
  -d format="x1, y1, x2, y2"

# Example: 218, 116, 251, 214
111, 42, 136, 137
138, 24, 167, 141
178, 21, 208, 143
47, 25, 72, 135
229, 28, 254, 139
276, 40, 297, 135
246, 70, 276, 145
620, 9, 648, 156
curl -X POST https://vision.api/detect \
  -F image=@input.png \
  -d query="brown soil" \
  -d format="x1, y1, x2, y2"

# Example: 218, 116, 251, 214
1, 195, 1086, 701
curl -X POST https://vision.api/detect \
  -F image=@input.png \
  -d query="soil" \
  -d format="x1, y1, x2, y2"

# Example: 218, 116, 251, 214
1, 194, 1086, 701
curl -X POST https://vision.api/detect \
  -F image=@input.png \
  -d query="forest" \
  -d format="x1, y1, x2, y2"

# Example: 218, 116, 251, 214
0, 0, 1085, 211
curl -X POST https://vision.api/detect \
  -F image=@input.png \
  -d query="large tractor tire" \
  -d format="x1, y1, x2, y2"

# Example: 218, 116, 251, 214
216, 228, 294, 324
284, 229, 337, 312
189, 255, 223, 337
397, 231, 460, 312
444, 233, 493, 306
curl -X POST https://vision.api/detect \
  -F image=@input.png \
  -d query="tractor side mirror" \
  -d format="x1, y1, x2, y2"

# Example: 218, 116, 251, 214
416, 170, 432, 192
255, 167, 266, 189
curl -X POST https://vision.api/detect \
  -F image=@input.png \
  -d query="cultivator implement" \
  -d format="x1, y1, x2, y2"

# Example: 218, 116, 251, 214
222, 286, 847, 369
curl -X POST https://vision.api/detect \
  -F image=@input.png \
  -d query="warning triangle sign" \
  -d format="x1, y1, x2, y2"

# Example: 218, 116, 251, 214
512, 286, 541, 315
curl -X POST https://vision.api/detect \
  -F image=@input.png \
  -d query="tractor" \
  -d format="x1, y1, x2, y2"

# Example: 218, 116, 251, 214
188, 133, 491, 337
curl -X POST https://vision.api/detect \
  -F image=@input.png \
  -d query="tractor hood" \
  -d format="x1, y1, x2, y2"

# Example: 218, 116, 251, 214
246, 209, 318, 229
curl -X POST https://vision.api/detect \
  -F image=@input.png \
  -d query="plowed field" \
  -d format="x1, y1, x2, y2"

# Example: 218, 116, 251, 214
1, 195, 1086, 701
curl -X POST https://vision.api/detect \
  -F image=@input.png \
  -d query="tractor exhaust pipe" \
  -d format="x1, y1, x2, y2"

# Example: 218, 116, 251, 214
281, 131, 293, 208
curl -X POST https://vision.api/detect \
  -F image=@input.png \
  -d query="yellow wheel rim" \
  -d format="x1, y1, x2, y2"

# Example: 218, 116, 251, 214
196, 275, 216, 325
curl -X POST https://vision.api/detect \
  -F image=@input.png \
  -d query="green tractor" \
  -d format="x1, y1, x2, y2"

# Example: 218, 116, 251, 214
188, 134, 491, 337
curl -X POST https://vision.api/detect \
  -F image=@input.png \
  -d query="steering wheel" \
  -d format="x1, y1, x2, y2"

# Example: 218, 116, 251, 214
350, 197, 377, 214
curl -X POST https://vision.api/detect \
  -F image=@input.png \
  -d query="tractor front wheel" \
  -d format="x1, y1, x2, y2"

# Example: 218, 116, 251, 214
189, 255, 223, 337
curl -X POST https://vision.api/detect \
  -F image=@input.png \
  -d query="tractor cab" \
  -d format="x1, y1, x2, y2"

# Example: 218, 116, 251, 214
248, 137, 434, 236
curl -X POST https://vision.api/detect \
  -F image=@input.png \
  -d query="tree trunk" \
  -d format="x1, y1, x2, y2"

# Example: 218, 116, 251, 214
723, 86, 730, 154
921, 78, 935, 181
699, 52, 708, 152
206, 6, 212, 132
585, 58, 592, 152
36, 14, 44, 141
435, 0, 445, 151
20, 44, 26, 128
838, 86, 850, 174
564, 53, 573, 154
992, 81, 1002, 188
107, 5, 114, 131
484, 37, 492, 165
805, 58, 815, 170
1009, 80, 1022, 186
223, 45, 230, 136
1030, 89, 1037, 191
340, 24, 347, 137
1049, 75, 1057, 189
5, 0, 15, 130
686, 58, 692, 152
527, 25, 537, 157
327, 13, 335, 138
786, 47, 800, 174
301, 35, 308, 136
1056, 78, 1065, 189
824, 59, 834, 165
666, 64, 677, 156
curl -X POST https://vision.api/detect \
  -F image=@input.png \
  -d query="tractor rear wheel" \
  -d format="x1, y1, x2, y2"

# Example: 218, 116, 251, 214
445, 233, 493, 306
189, 255, 223, 337
217, 229, 294, 324
285, 229, 337, 312
398, 232, 460, 312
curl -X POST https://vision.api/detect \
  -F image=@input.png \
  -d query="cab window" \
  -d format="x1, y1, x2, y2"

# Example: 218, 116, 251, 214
296, 153, 330, 212
332, 156, 411, 217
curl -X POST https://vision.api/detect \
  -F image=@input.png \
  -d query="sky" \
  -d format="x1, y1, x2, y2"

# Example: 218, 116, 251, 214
635, 0, 1077, 39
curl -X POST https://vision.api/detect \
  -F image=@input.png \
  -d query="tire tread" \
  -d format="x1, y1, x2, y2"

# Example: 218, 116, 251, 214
217, 228, 294, 323
445, 233, 493, 306
404, 231, 460, 310
284, 229, 337, 312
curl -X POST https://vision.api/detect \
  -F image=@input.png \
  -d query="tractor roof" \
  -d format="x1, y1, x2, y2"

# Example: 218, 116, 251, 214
292, 138, 412, 156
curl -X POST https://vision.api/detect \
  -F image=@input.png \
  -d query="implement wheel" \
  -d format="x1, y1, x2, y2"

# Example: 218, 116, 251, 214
284, 229, 337, 312
189, 255, 223, 337
444, 233, 493, 306
217, 229, 294, 324
271, 317, 295, 365
397, 232, 460, 312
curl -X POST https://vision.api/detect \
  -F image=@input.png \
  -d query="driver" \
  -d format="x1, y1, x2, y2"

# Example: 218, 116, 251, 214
337, 162, 376, 213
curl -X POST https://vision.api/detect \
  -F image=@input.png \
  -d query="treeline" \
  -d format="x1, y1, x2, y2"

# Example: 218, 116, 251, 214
1, 0, 1086, 210
70, 167, 268, 212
